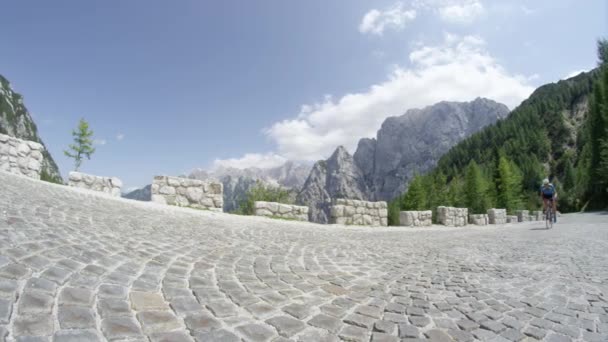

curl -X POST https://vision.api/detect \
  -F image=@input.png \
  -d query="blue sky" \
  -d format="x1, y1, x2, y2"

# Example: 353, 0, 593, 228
1, 0, 606, 190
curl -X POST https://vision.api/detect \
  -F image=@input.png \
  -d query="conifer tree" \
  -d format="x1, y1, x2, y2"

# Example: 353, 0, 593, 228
64, 118, 95, 171
402, 174, 427, 210
464, 160, 489, 214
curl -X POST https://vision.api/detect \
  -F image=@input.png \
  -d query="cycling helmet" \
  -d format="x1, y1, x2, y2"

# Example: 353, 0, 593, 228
543, 178, 549, 185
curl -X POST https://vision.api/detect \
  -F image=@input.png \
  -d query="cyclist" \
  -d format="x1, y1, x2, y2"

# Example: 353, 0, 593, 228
540, 178, 557, 223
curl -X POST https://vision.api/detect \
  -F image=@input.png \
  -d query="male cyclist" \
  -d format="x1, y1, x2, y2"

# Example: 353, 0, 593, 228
540, 178, 557, 223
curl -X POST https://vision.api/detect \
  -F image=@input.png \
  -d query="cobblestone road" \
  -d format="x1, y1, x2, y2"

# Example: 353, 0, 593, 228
1, 171, 607, 342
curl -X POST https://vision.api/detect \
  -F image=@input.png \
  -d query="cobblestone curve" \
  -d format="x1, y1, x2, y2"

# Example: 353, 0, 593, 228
1, 171, 607, 342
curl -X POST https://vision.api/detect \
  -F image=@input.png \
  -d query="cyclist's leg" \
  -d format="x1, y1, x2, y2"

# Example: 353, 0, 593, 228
552, 196, 557, 222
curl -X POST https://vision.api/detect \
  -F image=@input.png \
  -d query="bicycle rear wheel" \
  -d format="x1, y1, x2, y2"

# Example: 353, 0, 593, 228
546, 207, 553, 229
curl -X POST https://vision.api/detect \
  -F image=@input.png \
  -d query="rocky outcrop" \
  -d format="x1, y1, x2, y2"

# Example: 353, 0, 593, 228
0, 75, 62, 182
399, 211, 432, 227
189, 161, 310, 212
123, 184, 152, 201
297, 147, 370, 223
0, 133, 44, 179
329, 199, 387, 226
68, 171, 122, 197
254, 201, 309, 221
151, 176, 223, 211
354, 98, 509, 201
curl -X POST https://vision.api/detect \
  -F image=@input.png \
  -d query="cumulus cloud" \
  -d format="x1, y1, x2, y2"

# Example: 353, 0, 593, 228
438, 0, 484, 23
264, 33, 535, 161
212, 153, 287, 170
93, 139, 107, 146
564, 69, 589, 79
359, 2, 417, 35
116, 133, 125, 141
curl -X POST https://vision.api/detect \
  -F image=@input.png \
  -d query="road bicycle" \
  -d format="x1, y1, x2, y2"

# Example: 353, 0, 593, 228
545, 199, 554, 229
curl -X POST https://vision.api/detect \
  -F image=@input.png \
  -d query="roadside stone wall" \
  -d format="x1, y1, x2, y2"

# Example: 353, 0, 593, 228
531, 210, 544, 221
68, 171, 122, 197
329, 199, 388, 226
516, 210, 530, 222
469, 214, 489, 226
151, 176, 223, 212
254, 201, 309, 221
487, 208, 507, 224
437, 206, 468, 226
507, 215, 518, 223
0, 133, 44, 179
399, 211, 432, 227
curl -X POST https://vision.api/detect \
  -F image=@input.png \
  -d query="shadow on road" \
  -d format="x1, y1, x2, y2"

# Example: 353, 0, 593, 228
529, 227, 550, 230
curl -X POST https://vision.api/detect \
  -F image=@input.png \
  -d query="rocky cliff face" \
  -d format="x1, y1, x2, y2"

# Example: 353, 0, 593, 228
297, 146, 369, 223
297, 98, 509, 222
123, 184, 152, 201
354, 98, 509, 200
125, 161, 310, 212
0, 75, 62, 182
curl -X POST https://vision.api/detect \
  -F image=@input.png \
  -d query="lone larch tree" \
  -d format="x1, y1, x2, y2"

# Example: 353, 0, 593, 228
64, 118, 95, 171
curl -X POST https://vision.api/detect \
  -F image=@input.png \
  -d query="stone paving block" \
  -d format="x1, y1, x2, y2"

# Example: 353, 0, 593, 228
398, 323, 420, 338
183, 312, 221, 332
371, 332, 399, 342
235, 323, 276, 341
58, 306, 96, 329
18, 291, 53, 314
136, 310, 181, 334
447, 328, 474, 341
266, 315, 307, 337
130, 291, 168, 310
0, 264, 31, 280
98, 284, 128, 299
40, 266, 70, 284
0, 299, 12, 324
523, 326, 546, 340
150, 331, 194, 342
53, 329, 101, 342
97, 298, 131, 317
192, 329, 241, 342
101, 316, 143, 340
13, 314, 54, 336
343, 313, 375, 329
206, 300, 238, 318
308, 314, 343, 333
338, 324, 369, 342
282, 303, 312, 319
58, 287, 93, 306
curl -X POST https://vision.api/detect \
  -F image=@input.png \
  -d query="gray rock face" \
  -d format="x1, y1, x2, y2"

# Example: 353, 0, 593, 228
354, 98, 509, 201
0, 75, 62, 182
190, 161, 310, 212
297, 146, 369, 223
122, 184, 152, 201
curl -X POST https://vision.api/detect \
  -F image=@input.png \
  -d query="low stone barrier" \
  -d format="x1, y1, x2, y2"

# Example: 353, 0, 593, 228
437, 206, 468, 226
0, 133, 44, 179
469, 214, 489, 226
515, 210, 529, 222
531, 210, 543, 221
487, 208, 507, 224
254, 201, 309, 221
330, 199, 388, 226
68, 171, 122, 197
399, 211, 432, 227
151, 176, 223, 211
506, 215, 518, 223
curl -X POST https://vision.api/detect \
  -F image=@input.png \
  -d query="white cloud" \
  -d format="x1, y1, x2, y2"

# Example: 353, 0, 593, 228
359, 2, 417, 35
93, 139, 107, 146
438, 0, 484, 23
212, 153, 287, 170
116, 133, 125, 141
264, 33, 534, 161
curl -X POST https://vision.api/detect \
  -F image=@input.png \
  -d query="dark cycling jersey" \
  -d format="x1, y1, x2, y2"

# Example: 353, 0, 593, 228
540, 184, 555, 198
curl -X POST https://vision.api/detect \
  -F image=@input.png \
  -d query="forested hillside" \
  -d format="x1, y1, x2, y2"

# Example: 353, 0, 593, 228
389, 40, 608, 224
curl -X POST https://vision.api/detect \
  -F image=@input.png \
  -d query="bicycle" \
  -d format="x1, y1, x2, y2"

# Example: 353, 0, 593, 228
545, 199, 554, 229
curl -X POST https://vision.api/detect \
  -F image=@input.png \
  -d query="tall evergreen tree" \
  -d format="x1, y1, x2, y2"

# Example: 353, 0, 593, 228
64, 118, 95, 171
495, 155, 523, 213
402, 174, 427, 210
464, 160, 489, 214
